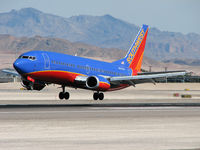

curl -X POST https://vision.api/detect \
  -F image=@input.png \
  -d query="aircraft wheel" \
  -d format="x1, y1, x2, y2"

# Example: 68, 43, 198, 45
99, 93, 104, 100
64, 92, 70, 100
93, 92, 99, 100
59, 92, 64, 100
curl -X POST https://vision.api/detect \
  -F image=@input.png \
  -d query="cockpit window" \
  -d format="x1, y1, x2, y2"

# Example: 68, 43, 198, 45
28, 56, 36, 60
18, 55, 36, 60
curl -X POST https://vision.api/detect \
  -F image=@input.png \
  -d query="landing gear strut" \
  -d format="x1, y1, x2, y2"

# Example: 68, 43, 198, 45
59, 85, 70, 100
93, 92, 104, 100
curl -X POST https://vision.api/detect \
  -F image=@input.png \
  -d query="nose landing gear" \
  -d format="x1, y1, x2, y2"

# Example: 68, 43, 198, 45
93, 92, 104, 100
59, 85, 70, 100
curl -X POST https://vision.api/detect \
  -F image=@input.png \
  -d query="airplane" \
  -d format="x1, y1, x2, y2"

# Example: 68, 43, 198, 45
3, 24, 186, 100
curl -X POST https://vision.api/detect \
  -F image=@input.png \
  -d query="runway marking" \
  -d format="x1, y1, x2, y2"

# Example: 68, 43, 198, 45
90, 106, 200, 111
0, 109, 146, 114
0, 107, 199, 114
0, 110, 110, 114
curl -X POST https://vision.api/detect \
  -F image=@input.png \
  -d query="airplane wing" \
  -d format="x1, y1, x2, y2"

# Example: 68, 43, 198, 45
2, 69, 19, 76
109, 71, 186, 85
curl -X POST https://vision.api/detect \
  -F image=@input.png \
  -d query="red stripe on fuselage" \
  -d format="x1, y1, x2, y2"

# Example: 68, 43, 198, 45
108, 84, 130, 91
98, 82, 111, 91
26, 70, 130, 92
27, 70, 82, 85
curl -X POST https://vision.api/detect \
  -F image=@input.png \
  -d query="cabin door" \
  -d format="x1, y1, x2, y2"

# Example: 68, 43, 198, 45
42, 53, 50, 69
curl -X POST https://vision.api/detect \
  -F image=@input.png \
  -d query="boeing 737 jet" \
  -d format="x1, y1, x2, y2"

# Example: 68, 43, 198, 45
4, 25, 186, 100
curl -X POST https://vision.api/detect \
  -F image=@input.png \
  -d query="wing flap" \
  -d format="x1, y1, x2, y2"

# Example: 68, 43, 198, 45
110, 71, 186, 85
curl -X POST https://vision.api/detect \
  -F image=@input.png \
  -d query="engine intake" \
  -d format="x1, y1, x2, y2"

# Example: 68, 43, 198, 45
86, 76, 110, 91
86, 76, 99, 89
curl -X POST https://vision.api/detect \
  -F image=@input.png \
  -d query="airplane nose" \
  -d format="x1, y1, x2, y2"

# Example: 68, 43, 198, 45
13, 59, 25, 74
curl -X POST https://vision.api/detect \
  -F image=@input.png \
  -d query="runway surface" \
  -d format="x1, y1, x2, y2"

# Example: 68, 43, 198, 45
0, 83, 200, 149
0, 106, 200, 150
1, 102, 200, 108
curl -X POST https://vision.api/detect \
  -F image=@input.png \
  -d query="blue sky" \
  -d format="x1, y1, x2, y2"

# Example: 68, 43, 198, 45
1, 0, 199, 34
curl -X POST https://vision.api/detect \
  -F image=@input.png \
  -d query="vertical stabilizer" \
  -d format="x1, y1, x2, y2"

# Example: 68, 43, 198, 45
112, 24, 149, 75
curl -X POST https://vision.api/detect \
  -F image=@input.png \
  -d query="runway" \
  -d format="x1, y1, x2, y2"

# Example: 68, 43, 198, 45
0, 83, 200, 150
1, 102, 200, 108
0, 106, 200, 150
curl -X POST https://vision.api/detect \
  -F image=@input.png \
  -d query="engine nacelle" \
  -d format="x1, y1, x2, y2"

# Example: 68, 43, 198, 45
86, 76, 110, 91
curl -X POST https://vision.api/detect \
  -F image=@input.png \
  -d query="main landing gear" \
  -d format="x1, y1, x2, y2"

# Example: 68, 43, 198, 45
93, 92, 104, 100
59, 85, 70, 100
58, 86, 104, 101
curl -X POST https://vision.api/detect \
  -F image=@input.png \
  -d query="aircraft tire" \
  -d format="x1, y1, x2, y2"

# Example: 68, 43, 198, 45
59, 92, 64, 100
64, 92, 70, 100
99, 93, 104, 100
93, 93, 99, 100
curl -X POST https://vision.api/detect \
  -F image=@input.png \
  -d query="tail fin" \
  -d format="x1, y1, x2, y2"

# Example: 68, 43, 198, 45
112, 24, 149, 75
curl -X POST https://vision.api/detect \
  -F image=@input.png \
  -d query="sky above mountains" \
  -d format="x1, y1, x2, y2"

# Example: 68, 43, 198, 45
0, 0, 199, 35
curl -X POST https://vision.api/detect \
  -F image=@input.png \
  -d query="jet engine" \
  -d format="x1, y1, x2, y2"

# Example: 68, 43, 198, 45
86, 76, 110, 91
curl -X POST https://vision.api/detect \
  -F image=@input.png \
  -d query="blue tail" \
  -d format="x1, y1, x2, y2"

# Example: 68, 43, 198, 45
112, 24, 149, 74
